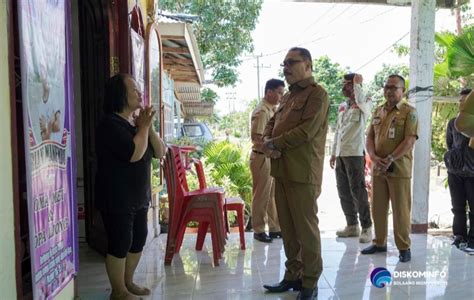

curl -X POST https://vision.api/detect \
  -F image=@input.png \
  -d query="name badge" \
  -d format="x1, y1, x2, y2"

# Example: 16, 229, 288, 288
388, 127, 395, 139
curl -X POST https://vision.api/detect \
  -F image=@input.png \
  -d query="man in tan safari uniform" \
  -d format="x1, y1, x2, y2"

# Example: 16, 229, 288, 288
455, 90, 474, 147
250, 78, 285, 243
262, 47, 329, 300
361, 74, 418, 263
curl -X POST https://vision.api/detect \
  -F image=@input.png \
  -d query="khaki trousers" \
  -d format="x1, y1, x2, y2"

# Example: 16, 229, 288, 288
275, 177, 323, 289
372, 175, 411, 250
250, 152, 280, 233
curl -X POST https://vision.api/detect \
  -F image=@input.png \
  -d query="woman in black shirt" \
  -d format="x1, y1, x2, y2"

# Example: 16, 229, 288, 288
96, 73, 166, 299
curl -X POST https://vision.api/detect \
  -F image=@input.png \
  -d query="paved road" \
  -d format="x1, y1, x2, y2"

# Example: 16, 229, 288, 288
318, 157, 452, 231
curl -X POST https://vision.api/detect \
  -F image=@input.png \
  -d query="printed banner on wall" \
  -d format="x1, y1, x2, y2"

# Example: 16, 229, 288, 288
18, 1, 77, 299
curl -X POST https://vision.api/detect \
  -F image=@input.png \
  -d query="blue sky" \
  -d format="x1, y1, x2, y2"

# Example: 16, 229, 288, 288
211, 1, 462, 115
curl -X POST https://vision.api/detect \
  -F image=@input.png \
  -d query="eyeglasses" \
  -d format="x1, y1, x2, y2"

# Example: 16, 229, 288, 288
280, 59, 304, 67
383, 85, 403, 91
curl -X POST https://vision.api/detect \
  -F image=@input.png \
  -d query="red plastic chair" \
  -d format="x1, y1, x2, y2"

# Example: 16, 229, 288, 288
162, 146, 227, 266
191, 158, 246, 250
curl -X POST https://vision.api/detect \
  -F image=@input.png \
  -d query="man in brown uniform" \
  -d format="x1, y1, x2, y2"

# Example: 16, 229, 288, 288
250, 79, 285, 243
455, 90, 474, 138
361, 74, 418, 263
262, 47, 329, 300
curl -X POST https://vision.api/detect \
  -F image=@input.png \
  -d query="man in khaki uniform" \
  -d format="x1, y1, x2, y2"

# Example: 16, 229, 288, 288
250, 79, 285, 243
361, 74, 418, 263
262, 47, 329, 300
455, 90, 474, 140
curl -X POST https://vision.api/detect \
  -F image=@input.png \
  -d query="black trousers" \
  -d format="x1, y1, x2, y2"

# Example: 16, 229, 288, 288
101, 207, 149, 258
335, 156, 372, 228
448, 173, 474, 241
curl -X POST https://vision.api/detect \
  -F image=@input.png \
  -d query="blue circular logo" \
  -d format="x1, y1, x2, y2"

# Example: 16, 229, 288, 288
370, 267, 392, 288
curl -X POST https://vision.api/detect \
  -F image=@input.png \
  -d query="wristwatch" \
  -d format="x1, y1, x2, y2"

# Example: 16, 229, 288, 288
387, 154, 395, 162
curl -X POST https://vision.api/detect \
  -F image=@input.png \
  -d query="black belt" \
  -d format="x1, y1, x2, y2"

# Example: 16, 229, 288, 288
252, 150, 264, 155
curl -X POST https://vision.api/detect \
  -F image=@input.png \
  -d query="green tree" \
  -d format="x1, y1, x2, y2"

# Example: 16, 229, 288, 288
200, 87, 219, 104
432, 103, 458, 161
160, 0, 263, 87
220, 110, 251, 138
311, 56, 348, 125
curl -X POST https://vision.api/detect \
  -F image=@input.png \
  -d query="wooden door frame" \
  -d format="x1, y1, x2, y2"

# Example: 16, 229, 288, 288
145, 22, 164, 136
7, 0, 24, 296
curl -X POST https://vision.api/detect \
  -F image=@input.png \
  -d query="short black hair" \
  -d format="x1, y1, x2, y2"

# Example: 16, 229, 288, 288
264, 79, 285, 94
103, 73, 131, 113
388, 74, 406, 88
460, 88, 472, 95
344, 73, 355, 81
288, 47, 313, 71
289, 47, 312, 62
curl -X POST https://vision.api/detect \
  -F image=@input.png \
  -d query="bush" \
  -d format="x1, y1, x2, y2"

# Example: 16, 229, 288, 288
202, 141, 252, 216
431, 102, 458, 162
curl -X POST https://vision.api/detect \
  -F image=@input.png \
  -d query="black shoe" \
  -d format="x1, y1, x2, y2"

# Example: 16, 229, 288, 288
263, 279, 302, 293
269, 231, 282, 239
399, 249, 411, 262
452, 235, 467, 249
361, 244, 387, 254
297, 287, 318, 299
254, 232, 272, 243
464, 241, 474, 253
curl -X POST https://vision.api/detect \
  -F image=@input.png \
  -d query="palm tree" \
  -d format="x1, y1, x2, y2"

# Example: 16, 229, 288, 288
438, 26, 474, 78
447, 26, 474, 77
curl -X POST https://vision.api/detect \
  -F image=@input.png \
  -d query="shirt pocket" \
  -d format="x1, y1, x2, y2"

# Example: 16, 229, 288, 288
371, 117, 382, 136
287, 99, 306, 123
394, 118, 406, 137
349, 109, 361, 122
373, 124, 382, 137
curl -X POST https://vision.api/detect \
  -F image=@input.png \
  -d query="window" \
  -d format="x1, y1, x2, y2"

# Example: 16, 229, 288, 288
183, 125, 203, 137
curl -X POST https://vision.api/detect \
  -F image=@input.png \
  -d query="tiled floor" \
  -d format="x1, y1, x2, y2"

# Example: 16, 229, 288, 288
77, 162, 466, 299
77, 230, 474, 300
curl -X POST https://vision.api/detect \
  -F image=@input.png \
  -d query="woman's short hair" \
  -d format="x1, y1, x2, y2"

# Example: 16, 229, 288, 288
103, 73, 130, 113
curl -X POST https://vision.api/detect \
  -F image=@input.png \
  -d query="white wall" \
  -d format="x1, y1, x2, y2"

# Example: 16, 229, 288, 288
0, 2, 18, 299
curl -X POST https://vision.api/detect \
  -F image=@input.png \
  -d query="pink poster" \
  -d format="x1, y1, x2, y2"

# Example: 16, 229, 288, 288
17, 0, 78, 299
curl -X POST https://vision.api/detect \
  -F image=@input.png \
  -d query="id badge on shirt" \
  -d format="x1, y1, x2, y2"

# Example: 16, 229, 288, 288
388, 127, 395, 139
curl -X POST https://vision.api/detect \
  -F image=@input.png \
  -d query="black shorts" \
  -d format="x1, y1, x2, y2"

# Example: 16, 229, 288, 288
101, 207, 148, 258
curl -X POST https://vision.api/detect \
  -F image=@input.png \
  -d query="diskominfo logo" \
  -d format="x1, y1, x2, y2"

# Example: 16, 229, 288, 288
370, 267, 448, 288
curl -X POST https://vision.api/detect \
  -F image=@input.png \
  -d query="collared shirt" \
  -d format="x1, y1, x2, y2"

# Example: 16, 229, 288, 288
332, 84, 372, 157
251, 99, 277, 152
263, 77, 329, 184
368, 100, 418, 178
